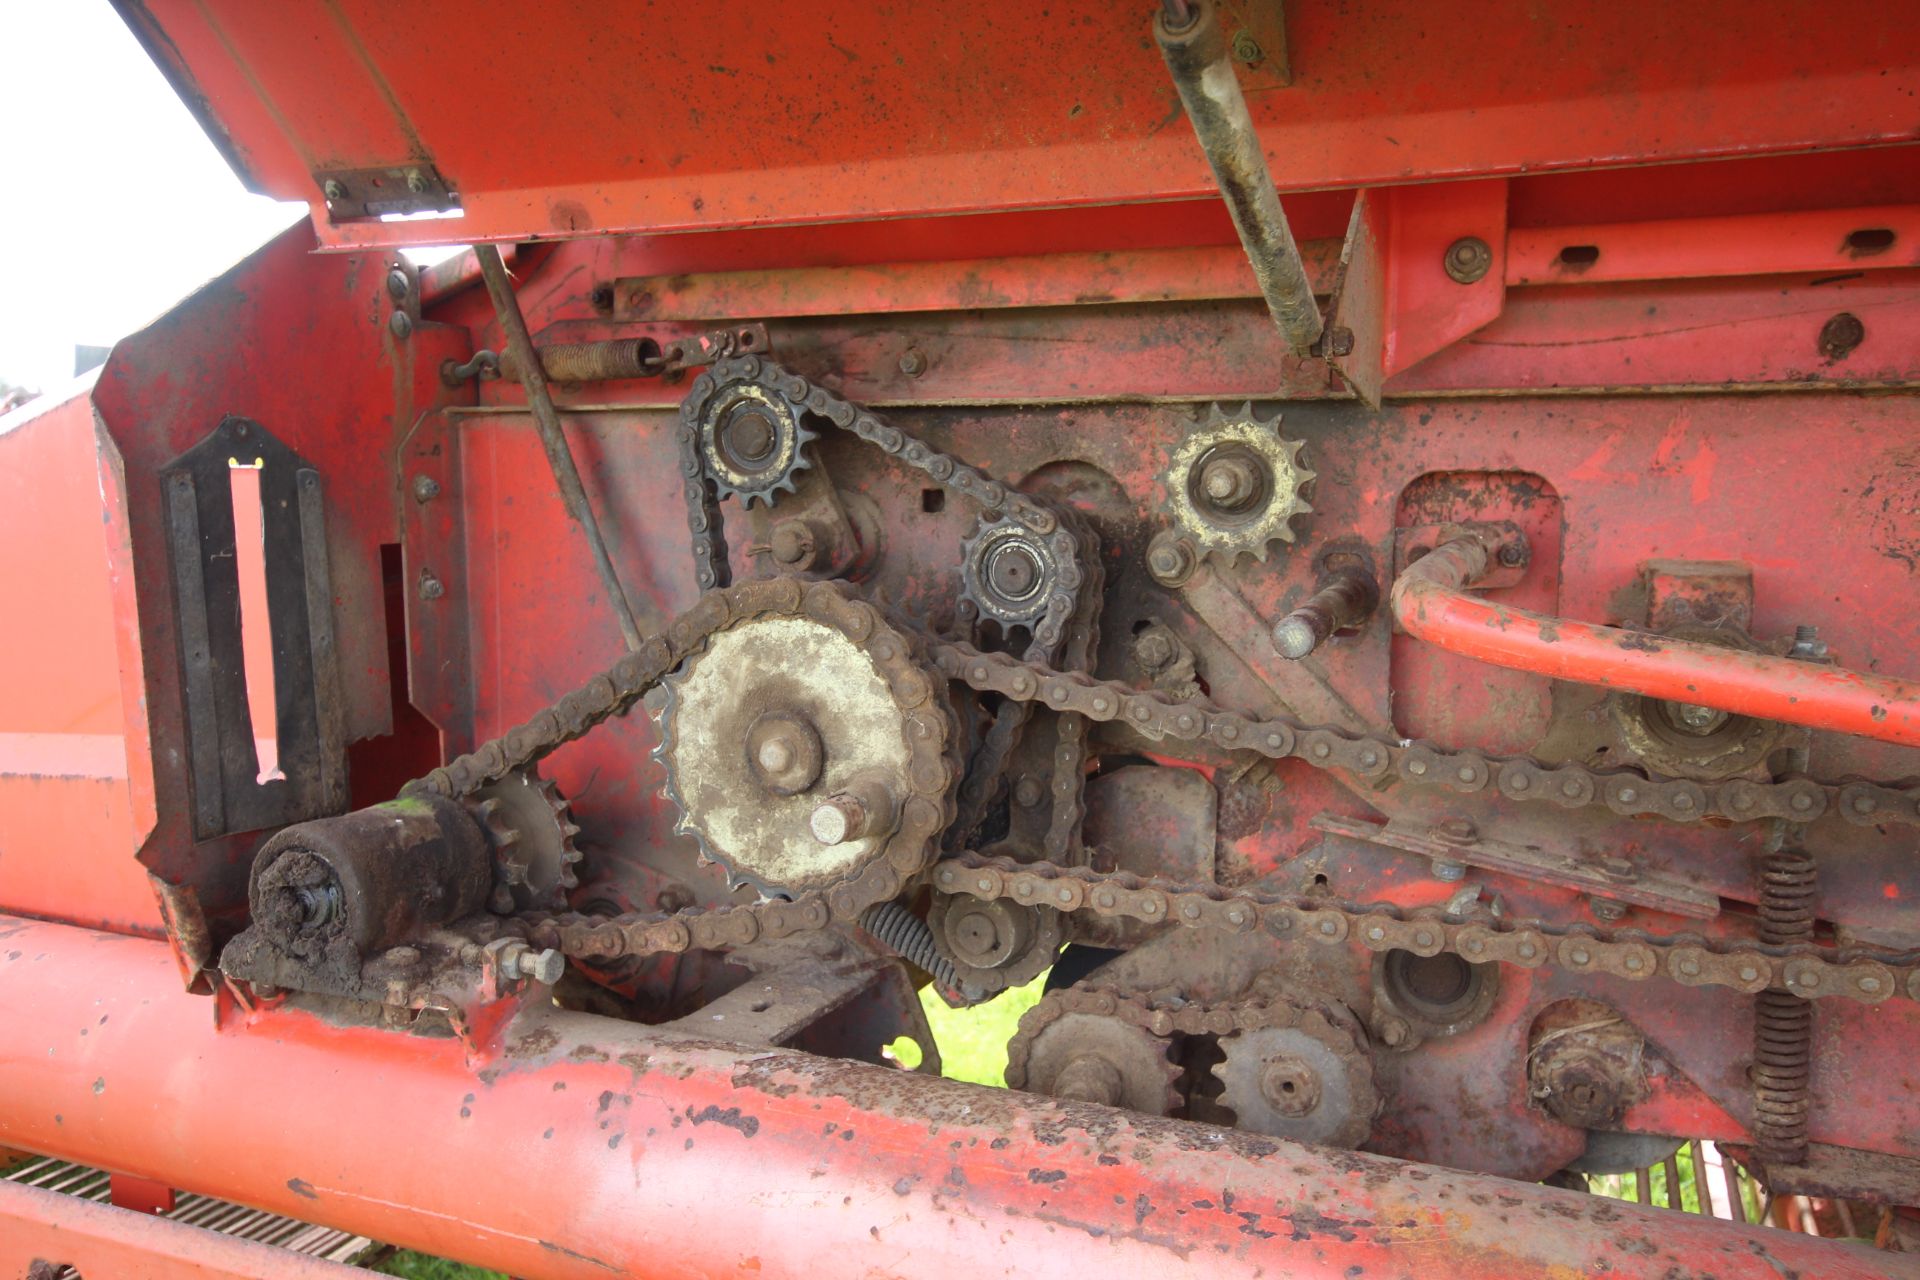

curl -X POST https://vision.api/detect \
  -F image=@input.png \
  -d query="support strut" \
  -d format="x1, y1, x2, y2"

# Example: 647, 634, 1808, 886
475, 244, 644, 651
1392, 530, 1920, 747
1155, 0, 1323, 356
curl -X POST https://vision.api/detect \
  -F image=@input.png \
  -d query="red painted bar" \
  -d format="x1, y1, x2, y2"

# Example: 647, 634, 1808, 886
1394, 535, 1920, 749
0, 913, 1904, 1279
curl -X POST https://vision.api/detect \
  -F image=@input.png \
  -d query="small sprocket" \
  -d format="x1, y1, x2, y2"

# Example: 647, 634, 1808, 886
1013, 1005, 1183, 1116
690, 375, 817, 507
466, 767, 583, 913
1211, 1003, 1377, 1148
1161, 402, 1315, 566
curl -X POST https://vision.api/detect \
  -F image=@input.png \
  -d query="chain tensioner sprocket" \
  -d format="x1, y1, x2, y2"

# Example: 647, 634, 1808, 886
690, 372, 818, 508
1162, 402, 1315, 566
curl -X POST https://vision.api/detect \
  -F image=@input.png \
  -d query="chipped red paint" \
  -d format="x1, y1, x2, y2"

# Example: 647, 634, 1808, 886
0, 914, 1907, 1280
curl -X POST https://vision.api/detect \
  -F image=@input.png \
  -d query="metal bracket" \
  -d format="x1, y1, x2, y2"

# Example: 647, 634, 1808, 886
314, 163, 460, 221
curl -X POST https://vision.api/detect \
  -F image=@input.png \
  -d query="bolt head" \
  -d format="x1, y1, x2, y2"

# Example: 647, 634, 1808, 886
387, 267, 412, 301
321, 178, 348, 202
1443, 236, 1493, 284
1134, 630, 1176, 671
417, 571, 445, 601
1231, 31, 1264, 64
1672, 701, 1728, 735
898, 348, 929, 377
405, 168, 431, 195
389, 311, 414, 340
411, 474, 441, 504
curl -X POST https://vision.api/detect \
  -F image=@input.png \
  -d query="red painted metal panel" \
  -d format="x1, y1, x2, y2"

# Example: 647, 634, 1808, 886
117, 2, 1920, 250
0, 391, 159, 935
0, 912, 1904, 1280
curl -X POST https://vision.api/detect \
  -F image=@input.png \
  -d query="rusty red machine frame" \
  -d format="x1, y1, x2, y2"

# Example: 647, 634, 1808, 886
4, 0, 1920, 1275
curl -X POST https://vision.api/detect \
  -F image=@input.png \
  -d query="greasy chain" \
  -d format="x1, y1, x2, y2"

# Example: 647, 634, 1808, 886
414, 370, 1920, 1007
1003, 984, 1367, 1100
410, 581, 1920, 1010
674, 355, 1096, 856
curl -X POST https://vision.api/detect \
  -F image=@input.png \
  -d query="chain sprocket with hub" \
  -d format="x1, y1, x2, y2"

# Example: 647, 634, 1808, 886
654, 591, 958, 904
1162, 402, 1315, 566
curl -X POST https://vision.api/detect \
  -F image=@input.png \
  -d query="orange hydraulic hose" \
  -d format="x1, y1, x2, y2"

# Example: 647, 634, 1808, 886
1391, 533, 1920, 748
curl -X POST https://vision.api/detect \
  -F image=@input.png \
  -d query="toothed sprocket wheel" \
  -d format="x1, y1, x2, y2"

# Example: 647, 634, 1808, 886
1010, 1002, 1182, 1116
653, 581, 959, 905
691, 376, 816, 507
466, 767, 583, 913
1162, 402, 1315, 566
1211, 1002, 1376, 1148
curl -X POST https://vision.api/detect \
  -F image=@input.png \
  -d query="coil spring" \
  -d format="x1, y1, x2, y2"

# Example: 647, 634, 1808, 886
1752, 849, 1817, 1166
860, 901, 957, 990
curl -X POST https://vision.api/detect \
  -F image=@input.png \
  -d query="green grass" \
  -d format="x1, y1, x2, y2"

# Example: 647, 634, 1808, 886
374, 1252, 506, 1279
917, 969, 1049, 1084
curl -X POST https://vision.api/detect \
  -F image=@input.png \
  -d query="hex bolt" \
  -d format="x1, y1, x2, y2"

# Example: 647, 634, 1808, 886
1146, 534, 1197, 587
898, 348, 929, 378
1589, 896, 1628, 923
1671, 702, 1728, 735
1443, 236, 1493, 284
1272, 567, 1379, 660
1132, 629, 1176, 672
321, 178, 347, 202
1430, 859, 1466, 883
405, 168, 431, 195
411, 474, 441, 504
417, 569, 445, 601
1230, 30, 1263, 64
496, 939, 565, 985
1787, 624, 1829, 661
1198, 454, 1262, 510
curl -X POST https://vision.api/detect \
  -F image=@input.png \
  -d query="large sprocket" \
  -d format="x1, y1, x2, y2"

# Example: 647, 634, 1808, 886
1011, 1004, 1183, 1116
653, 585, 958, 906
1161, 402, 1315, 566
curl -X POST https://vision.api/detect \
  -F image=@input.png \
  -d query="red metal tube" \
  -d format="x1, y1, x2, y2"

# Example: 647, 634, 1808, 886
1392, 534, 1920, 748
0, 913, 1905, 1279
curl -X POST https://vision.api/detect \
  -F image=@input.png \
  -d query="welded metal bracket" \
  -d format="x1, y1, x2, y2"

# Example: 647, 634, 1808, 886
313, 163, 459, 221
162, 417, 347, 839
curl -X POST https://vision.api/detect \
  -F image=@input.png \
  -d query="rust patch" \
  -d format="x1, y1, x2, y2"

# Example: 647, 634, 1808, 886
286, 1177, 318, 1200
688, 1104, 760, 1137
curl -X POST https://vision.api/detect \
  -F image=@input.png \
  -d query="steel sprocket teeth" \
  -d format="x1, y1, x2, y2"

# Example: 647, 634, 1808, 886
957, 513, 1069, 631
1161, 402, 1315, 567
1211, 1005, 1377, 1149
466, 767, 583, 913
1012, 1002, 1183, 1116
693, 379, 817, 508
